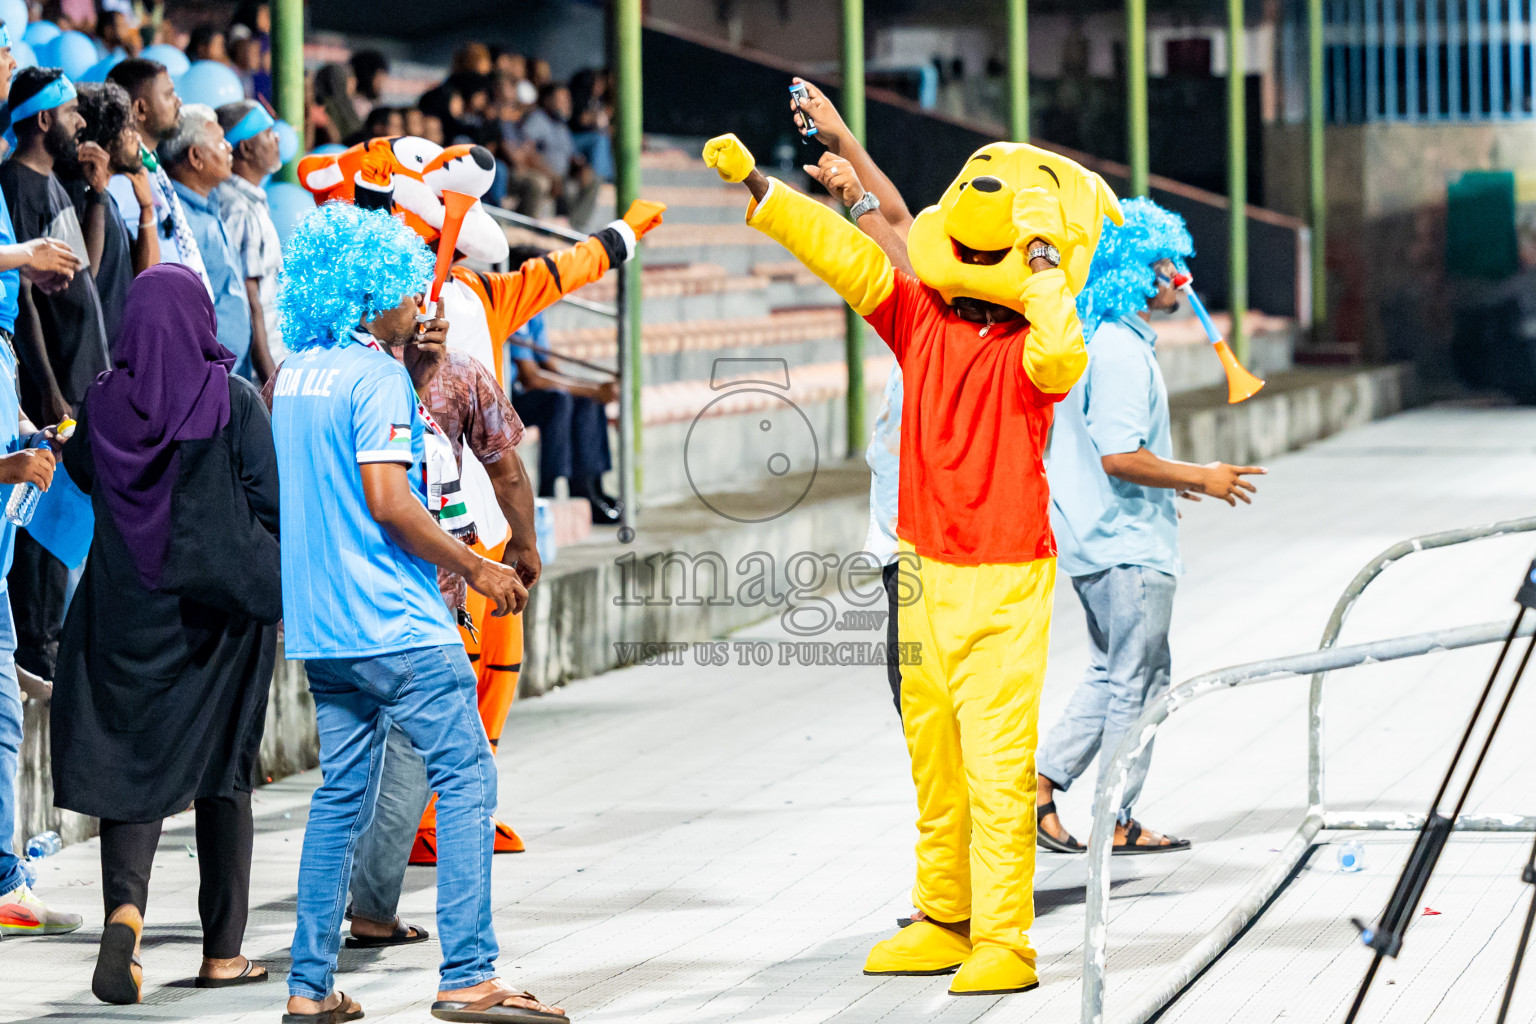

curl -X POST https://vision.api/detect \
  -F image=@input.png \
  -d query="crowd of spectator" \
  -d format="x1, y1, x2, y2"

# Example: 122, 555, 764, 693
312, 42, 614, 229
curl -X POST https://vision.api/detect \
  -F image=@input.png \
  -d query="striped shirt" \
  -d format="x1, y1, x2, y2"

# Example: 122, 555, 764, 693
271, 335, 460, 659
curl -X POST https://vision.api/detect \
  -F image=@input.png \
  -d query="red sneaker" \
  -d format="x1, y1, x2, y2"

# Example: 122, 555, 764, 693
0, 884, 82, 936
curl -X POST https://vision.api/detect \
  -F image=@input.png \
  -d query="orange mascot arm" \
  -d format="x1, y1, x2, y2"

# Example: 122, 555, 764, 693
481, 199, 667, 342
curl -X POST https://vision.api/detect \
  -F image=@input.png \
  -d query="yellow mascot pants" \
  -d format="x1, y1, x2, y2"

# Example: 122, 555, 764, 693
898, 545, 1054, 957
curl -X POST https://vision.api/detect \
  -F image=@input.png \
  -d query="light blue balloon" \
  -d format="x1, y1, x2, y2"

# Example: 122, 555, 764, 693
52, 30, 96, 79
21, 20, 58, 48
310, 143, 346, 156
139, 43, 190, 78
31, 34, 57, 67
265, 181, 314, 247
9, 38, 35, 70
175, 59, 243, 108
78, 52, 123, 84
0, 0, 27, 34
273, 119, 298, 164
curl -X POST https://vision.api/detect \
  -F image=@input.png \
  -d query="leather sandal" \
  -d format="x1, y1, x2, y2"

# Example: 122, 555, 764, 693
431, 990, 568, 1022
1036, 800, 1085, 853
281, 991, 365, 1024
194, 956, 269, 987
1112, 818, 1192, 855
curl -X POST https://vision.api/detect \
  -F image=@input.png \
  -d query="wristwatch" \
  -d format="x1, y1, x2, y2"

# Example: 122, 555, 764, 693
849, 190, 881, 220
1027, 242, 1061, 267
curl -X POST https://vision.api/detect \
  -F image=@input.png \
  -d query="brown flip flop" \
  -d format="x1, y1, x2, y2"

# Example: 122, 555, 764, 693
282, 991, 365, 1024
431, 990, 567, 1022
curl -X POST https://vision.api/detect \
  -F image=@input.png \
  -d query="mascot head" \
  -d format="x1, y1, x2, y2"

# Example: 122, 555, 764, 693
295, 135, 510, 265
906, 142, 1122, 316
1075, 197, 1195, 338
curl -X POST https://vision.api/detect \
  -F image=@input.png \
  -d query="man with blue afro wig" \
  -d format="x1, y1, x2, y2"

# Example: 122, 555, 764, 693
1034, 197, 1265, 858
269, 202, 566, 1023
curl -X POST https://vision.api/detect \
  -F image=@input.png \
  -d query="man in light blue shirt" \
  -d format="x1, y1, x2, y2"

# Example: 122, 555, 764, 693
162, 105, 253, 378
272, 202, 552, 1024
1037, 199, 1264, 856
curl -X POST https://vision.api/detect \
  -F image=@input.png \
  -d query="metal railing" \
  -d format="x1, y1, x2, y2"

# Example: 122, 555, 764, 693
1081, 515, 1536, 1024
484, 206, 636, 542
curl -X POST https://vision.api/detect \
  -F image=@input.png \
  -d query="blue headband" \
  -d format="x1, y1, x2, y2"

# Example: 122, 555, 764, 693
9, 75, 76, 124
225, 105, 274, 147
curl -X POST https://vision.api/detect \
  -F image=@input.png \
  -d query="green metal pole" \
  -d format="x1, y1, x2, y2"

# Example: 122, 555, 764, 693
843, 0, 866, 455
1008, 0, 1029, 141
615, 0, 643, 494
1227, 0, 1248, 363
1307, 0, 1327, 334
271, 0, 304, 183
1126, 0, 1149, 196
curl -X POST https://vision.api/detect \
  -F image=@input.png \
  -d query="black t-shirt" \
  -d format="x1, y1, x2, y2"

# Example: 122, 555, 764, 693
60, 174, 131, 345
0, 161, 110, 420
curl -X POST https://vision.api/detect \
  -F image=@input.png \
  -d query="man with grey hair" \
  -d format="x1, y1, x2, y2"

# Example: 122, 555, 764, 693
164, 103, 253, 377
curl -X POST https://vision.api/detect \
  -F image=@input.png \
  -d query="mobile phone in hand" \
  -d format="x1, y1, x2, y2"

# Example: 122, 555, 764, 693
790, 83, 818, 142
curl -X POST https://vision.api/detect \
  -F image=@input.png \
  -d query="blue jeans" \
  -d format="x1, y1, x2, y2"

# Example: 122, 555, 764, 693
0, 588, 23, 894
349, 722, 431, 925
288, 645, 497, 1000
1037, 565, 1176, 824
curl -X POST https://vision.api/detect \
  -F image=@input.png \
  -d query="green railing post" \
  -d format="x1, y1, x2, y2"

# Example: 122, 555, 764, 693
1307, 0, 1327, 335
1228, 0, 1248, 363
615, 0, 643, 511
1008, 0, 1029, 141
1126, 0, 1149, 197
842, 0, 866, 456
271, 0, 304, 183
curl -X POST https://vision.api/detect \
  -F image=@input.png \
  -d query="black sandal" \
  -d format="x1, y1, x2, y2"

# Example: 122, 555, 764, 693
91, 919, 143, 1005
1036, 800, 1085, 854
344, 921, 431, 948
194, 956, 269, 987
1112, 818, 1191, 855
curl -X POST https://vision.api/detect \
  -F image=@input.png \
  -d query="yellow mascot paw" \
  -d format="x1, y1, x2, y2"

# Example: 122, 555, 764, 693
948, 946, 1040, 996
1011, 185, 1067, 252
863, 920, 972, 976
702, 134, 756, 183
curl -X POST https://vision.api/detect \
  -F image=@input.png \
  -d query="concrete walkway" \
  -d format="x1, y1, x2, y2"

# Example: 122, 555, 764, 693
7, 405, 1536, 1024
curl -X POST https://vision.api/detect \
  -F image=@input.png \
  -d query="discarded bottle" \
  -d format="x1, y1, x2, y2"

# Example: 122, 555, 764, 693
4, 418, 74, 527
1337, 839, 1365, 873
24, 830, 62, 859
18, 858, 35, 889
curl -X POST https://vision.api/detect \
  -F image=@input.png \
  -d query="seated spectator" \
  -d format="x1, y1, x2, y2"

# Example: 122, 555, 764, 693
492, 48, 527, 80
186, 25, 229, 65
215, 100, 285, 372
522, 82, 599, 227
97, 9, 142, 57
452, 42, 493, 77
504, 247, 621, 523
107, 58, 213, 293
529, 58, 553, 87
162, 104, 260, 379
350, 49, 389, 115
359, 105, 404, 141
57, 81, 158, 343
228, 25, 263, 101
53, 264, 279, 1004
313, 63, 361, 144
491, 75, 549, 214
568, 67, 614, 181
418, 112, 444, 145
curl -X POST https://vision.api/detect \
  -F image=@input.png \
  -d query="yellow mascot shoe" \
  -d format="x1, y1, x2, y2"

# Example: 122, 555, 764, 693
863, 920, 972, 976
948, 946, 1039, 996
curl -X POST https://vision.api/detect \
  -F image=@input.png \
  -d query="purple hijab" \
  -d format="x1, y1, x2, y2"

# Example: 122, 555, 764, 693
88, 264, 236, 590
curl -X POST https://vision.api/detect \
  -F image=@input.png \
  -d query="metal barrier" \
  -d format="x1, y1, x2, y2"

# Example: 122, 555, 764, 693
1080, 516, 1536, 1024
483, 206, 637, 541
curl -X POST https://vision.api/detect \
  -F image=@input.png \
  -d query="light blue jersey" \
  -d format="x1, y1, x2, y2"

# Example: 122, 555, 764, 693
271, 336, 460, 659
1047, 314, 1182, 579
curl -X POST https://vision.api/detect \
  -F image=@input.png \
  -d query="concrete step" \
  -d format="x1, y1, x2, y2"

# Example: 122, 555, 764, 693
547, 307, 848, 363
642, 222, 794, 275
639, 185, 751, 225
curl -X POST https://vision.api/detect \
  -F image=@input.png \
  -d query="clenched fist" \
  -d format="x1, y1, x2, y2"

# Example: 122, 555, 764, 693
703, 134, 756, 184
621, 198, 667, 237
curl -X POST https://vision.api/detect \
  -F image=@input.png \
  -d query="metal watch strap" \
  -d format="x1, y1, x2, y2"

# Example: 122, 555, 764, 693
1028, 242, 1061, 267
848, 190, 880, 220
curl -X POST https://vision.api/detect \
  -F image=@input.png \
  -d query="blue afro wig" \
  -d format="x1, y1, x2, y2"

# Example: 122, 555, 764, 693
1076, 197, 1195, 339
278, 201, 435, 350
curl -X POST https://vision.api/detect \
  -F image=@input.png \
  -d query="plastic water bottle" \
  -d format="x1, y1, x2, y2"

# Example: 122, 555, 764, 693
18, 858, 36, 889
533, 498, 558, 565
24, 831, 62, 859
1337, 840, 1365, 873
4, 418, 74, 527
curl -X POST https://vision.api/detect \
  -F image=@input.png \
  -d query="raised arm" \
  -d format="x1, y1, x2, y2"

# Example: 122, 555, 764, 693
704, 135, 894, 318
1012, 187, 1087, 396
790, 78, 913, 235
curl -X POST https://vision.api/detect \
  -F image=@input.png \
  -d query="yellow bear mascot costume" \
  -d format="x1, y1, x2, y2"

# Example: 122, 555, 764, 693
704, 133, 1120, 995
